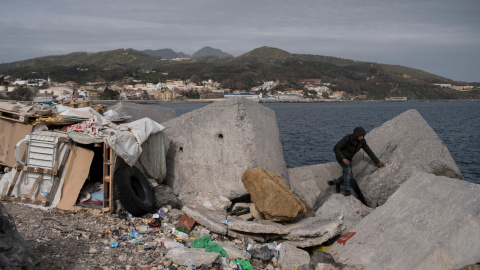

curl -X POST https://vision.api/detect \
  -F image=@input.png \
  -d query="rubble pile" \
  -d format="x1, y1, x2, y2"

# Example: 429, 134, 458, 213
0, 98, 479, 269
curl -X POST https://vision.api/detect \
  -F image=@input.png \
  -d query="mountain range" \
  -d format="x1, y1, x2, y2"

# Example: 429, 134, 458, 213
143, 46, 232, 59
0, 46, 476, 100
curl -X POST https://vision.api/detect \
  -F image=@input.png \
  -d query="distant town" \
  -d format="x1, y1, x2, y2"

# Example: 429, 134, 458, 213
0, 73, 476, 103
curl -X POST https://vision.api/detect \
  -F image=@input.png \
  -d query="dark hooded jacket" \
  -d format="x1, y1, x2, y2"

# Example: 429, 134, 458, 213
333, 126, 380, 164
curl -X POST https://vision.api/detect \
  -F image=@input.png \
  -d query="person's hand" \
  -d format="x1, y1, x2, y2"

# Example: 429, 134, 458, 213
343, 159, 349, 165
377, 162, 386, 167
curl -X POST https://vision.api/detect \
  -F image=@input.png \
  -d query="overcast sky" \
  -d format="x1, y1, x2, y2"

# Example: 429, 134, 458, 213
1, 0, 479, 82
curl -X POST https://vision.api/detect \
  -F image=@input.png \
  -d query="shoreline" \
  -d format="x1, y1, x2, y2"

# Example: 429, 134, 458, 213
93, 98, 480, 105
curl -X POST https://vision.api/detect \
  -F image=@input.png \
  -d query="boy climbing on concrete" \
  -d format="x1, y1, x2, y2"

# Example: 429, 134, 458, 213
329, 126, 386, 196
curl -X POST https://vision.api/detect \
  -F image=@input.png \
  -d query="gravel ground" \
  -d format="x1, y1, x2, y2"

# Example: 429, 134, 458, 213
4, 201, 245, 270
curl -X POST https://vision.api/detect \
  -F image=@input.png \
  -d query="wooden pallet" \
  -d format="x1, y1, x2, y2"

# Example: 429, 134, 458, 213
1, 137, 70, 207
102, 144, 115, 214
0, 108, 39, 123
1, 166, 58, 207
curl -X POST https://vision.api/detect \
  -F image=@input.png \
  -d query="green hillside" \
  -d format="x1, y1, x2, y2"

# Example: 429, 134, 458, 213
0, 46, 476, 100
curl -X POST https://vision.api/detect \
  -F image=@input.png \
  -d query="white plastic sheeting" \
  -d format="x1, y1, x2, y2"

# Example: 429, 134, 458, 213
61, 108, 166, 166
105, 118, 165, 166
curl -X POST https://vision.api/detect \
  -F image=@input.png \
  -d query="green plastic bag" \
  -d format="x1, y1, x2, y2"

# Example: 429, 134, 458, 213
205, 242, 228, 258
233, 259, 253, 270
191, 235, 212, 248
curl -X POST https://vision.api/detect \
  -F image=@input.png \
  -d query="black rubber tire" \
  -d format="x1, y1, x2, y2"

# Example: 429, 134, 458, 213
114, 166, 155, 217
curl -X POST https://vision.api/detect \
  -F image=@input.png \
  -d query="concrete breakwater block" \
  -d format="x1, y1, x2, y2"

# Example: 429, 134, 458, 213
327, 173, 480, 270
288, 162, 342, 210
108, 102, 176, 123
353, 109, 463, 207
162, 98, 288, 199
315, 193, 373, 235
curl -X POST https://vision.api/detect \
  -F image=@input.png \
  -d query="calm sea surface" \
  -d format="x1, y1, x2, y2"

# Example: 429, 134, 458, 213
156, 101, 480, 184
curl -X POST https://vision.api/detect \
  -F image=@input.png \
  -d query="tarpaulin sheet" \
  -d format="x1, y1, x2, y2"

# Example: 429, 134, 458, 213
138, 131, 169, 183
105, 117, 165, 166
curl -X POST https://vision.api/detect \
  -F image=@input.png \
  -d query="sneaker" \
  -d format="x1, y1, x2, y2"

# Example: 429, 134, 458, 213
344, 190, 351, 196
327, 180, 335, 186
335, 181, 340, 193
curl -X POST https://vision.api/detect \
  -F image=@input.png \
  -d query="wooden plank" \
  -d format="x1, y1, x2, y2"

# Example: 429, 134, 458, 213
109, 148, 114, 214
46, 176, 61, 207
14, 164, 55, 175
103, 143, 109, 211
27, 175, 42, 199
6, 170, 21, 197
4, 196, 45, 206
0, 114, 24, 123
1, 181, 9, 200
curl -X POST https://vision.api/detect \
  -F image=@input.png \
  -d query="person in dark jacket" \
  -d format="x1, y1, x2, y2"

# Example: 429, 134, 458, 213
331, 126, 386, 196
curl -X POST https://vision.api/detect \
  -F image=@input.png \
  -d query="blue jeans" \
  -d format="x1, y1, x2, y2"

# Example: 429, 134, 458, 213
335, 156, 352, 191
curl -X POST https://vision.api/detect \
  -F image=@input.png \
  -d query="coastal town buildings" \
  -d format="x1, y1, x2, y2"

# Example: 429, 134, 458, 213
0, 74, 477, 102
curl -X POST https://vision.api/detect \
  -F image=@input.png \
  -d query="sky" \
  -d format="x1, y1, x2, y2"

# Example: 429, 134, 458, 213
1, 0, 479, 82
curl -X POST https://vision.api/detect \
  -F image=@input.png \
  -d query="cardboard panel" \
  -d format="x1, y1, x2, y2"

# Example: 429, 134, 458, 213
0, 119, 32, 167
56, 145, 94, 210
0, 119, 14, 163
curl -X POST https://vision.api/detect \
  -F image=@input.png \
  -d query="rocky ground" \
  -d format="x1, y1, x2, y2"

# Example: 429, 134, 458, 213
4, 201, 281, 270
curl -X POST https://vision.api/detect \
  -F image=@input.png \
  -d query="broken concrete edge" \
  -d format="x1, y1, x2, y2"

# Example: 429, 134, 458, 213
181, 199, 345, 250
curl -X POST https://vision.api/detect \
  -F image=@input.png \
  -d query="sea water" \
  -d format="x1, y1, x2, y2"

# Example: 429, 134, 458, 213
157, 101, 480, 184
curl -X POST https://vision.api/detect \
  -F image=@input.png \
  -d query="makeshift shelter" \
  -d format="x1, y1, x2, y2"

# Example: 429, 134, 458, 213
0, 101, 169, 216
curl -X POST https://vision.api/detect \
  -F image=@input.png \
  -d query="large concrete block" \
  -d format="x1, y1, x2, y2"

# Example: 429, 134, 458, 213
162, 98, 288, 199
315, 193, 373, 234
352, 109, 463, 206
288, 162, 342, 210
327, 173, 480, 270
108, 102, 176, 123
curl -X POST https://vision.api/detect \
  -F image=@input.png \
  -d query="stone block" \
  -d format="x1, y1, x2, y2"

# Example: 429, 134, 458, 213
282, 216, 343, 248
327, 173, 480, 270
352, 109, 463, 206
165, 248, 219, 266
278, 243, 311, 270
153, 184, 182, 209
227, 216, 290, 235
181, 204, 227, 235
242, 167, 306, 221
316, 193, 373, 234
250, 203, 265, 220
162, 98, 288, 199
283, 215, 343, 243
288, 162, 342, 210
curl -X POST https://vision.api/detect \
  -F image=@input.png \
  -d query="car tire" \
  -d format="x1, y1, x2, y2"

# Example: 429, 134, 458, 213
114, 166, 155, 217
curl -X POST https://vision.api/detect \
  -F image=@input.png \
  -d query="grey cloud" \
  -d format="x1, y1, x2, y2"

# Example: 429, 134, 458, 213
0, 0, 479, 81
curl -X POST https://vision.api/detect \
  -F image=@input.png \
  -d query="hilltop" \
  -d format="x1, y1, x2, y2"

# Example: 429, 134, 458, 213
0, 46, 477, 100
